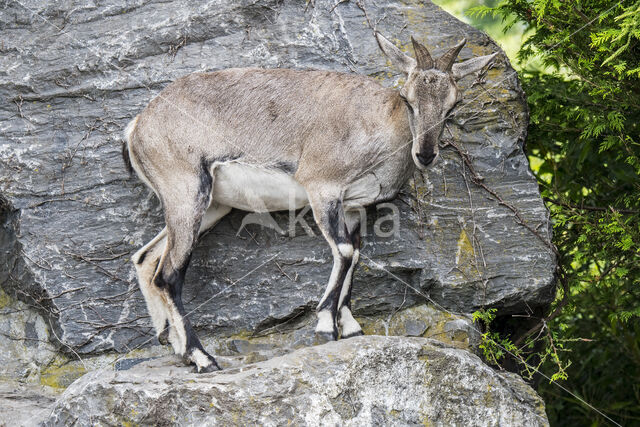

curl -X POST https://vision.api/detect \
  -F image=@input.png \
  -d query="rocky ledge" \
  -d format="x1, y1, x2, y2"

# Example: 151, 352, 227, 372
45, 336, 548, 426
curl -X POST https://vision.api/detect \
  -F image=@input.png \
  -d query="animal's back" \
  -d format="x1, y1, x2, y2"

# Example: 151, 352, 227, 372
131, 68, 408, 175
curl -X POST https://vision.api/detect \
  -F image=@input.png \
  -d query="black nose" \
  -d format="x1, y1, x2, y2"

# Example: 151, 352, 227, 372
416, 151, 436, 166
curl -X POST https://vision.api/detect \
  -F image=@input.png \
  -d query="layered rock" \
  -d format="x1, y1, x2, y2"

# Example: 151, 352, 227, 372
45, 336, 549, 426
0, 0, 554, 357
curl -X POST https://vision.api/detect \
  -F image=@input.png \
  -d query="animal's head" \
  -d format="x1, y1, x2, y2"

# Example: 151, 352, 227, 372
376, 32, 498, 170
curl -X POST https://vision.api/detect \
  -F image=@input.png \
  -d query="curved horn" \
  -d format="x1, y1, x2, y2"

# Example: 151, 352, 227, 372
436, 38, 466, 72
411, 36, 433, 70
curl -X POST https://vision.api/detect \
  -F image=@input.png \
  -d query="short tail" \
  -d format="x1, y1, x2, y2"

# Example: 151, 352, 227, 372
122, 116, 139, 177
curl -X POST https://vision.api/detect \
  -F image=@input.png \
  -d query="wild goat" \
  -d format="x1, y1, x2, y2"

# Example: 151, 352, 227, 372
124, 32, 497, 372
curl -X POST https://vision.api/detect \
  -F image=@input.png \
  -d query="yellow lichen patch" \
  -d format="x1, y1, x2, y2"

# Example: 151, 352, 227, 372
228, 330, 254, 341
454, 228, 479, 280
469, 44, 491, 57
359, 262, 371, 273
487, 67, 503, 81
130, 407, 139, 417
358, 305, 471, 349
403, 1, 427, 28
40, 359, 86, 389
0, 289, 12, 308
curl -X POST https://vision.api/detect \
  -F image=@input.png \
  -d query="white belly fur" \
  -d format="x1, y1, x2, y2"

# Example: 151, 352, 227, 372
212, 162, 309, 212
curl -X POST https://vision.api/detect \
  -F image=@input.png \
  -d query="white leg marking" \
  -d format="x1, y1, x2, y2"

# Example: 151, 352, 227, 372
315, 310, 335, 333
190, 348, 213, 369
337, 243, 354, 258
339, 306, 362, 337
168, 321, 181, 351
352, 248, 360, 266
166, 301, 187, 355
198, 204, 232, 234
337, 249, 358, 308
135, 264, 167, 334
316, 244, 346, 311
134, 232, 172, 339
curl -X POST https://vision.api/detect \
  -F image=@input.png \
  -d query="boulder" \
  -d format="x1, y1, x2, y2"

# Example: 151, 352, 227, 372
45, 336, 549, 426
0, 0, 555, 357
0, 381, 61, 427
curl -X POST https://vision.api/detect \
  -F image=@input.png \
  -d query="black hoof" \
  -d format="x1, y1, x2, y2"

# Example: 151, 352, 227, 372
184, 347, 221, 373
341, 330, 364, 339
196, 360, 221, 374
314, 330, 338, 345
158, 321, 170, 345
158, 330, 169, 346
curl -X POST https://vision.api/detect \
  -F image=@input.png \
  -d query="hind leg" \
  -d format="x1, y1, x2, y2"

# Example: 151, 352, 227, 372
161, 202, 231, 351
133, 162, 227, 372
156, 196, 234, 373
134, 202, 231, 347
133, 227, 171, 344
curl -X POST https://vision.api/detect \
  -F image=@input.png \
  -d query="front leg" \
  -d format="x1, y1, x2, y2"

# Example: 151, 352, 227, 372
308, 194, 354, 343
337, 210, 364, 338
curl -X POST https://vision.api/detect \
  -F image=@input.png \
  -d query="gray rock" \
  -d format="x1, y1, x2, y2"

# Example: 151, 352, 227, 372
0, 381, 61, 427
45, 336, 549, 426
0, 0, 555, 355
0, 289, 58, 382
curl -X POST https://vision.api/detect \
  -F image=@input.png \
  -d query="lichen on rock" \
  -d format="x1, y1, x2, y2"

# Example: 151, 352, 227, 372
45, 336, 549, 426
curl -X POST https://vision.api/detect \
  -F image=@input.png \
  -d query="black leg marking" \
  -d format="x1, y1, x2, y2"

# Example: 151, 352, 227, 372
314, 198, 355, 343
317, 256, 352, 313
326, 200, 349, 245
181, 319, 221, 373
341, 329, 365, 339
136, 250, 147, 265
150, 163, 222, 371
157, 257, 221, 371
336, 215, 364, 339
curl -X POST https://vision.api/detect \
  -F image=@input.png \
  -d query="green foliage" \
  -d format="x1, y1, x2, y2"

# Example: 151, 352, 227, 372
482, 1, 639, 425
473, 309, 515, 366
437, 0, 640, 425
473, 308, 572, 383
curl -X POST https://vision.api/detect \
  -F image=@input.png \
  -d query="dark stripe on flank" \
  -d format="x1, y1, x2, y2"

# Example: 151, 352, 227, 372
274, 161, 298, 175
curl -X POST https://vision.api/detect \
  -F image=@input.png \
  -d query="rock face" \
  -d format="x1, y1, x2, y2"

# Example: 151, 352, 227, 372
0, 0, 555, 357
45, 336, 548, 426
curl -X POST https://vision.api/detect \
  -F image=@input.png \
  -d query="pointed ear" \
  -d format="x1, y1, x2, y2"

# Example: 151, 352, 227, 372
375, 32, 416, 75
452, 52, 499, 80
